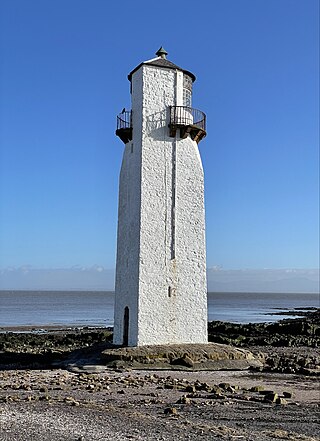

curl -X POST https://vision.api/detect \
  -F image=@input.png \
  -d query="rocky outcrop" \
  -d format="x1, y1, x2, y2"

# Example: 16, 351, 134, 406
254, 348, 320, 375
0, 329, 113, 354
208, 309, 320, 348
100, 343, 263, 370
0, 329, 113, 370
1, 309, 318, 373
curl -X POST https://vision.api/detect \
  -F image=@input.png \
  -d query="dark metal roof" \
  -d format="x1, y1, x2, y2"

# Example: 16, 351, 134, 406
156, 47, 168, 58
128, 57, 196, 82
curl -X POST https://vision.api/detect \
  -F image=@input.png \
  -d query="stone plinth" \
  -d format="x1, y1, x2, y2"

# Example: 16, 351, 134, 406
101, 343, 263, 371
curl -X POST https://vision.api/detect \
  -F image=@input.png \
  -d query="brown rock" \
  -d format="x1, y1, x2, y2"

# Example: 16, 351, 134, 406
176, 395, 191, 404
164, 407, 178, 415
210, 385, 223, 394
250, 385, 264, 392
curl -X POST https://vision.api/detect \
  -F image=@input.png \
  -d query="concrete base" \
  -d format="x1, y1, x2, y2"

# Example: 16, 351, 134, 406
101, 343, 263, 371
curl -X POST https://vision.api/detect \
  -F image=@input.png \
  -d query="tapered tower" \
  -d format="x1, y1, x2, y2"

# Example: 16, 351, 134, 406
113, 48, 207, 346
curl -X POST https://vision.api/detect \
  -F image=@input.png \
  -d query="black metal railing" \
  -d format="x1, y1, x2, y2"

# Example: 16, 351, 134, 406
116, 110, 133, 144
116, 110, 132, 130
169, 106, 206, 131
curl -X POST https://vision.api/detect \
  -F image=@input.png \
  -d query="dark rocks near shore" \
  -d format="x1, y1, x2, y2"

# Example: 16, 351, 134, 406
208, 309, 320, 348
206, 308, 320, 376
0, 329, 113, 354
207, 321, 320, 374
0, 329, 113, 370
0, 309, 319, 375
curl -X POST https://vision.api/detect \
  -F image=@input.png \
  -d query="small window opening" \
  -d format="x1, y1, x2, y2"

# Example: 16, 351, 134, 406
183, 88, 192, 107
131, 143, 133, 153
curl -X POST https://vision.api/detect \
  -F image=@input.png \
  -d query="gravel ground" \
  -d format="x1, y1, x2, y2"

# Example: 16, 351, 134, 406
0, 368, 319, 441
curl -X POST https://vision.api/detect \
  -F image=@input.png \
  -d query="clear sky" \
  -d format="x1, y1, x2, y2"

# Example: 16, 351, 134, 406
0, 0, 319, 272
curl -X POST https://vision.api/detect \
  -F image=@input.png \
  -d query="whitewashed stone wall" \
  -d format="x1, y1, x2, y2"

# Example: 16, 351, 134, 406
113, 69, 143, 346
113, 60, 207, 346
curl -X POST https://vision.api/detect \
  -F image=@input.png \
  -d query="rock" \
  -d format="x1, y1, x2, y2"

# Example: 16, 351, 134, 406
101, 343, 263, 371
250, 385, 264, 392
207, 311, 320, 348
276, 397, 288, 405
210, 385, 223, 394
197, 382, 211, 391
185, 385, 196, 393
218, 382, 231, 390
172, 355, 194, 368
176, 396, 191, 404
259, 390, 275, 395
227, 386, 236, 393
219, 383, 235, 393
164, 407, 178, 415
63, 396, 80, 406
264, 393, 279, 403
283, 391, 292, 398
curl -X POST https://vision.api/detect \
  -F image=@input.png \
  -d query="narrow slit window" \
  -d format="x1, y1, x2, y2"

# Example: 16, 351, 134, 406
183, 88, 192, 107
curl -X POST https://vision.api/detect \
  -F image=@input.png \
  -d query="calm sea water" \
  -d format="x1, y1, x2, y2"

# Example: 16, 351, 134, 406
0, 291, 319, 328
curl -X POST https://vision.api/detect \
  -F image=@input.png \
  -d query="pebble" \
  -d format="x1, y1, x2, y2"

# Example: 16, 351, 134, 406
164, 407, 178, 415
176, 395, 191, 405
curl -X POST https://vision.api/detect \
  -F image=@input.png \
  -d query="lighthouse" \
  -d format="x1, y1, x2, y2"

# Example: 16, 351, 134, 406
113, 48, 208, 347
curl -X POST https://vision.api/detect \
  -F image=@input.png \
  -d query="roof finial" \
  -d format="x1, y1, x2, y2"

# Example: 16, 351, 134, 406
156, 46, 168, 59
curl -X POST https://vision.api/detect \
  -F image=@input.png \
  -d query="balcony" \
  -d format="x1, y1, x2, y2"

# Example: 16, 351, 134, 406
116, 110, 132, 144
169, 106, 206, 144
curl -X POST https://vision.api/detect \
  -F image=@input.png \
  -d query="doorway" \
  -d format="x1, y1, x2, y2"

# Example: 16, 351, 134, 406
123, 306, 129, 346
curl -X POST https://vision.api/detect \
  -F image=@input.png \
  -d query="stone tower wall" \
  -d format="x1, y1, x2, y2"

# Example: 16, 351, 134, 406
114, 61, 207, 346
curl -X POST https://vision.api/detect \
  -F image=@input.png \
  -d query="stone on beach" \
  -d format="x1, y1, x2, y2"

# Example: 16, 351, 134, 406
100, 343, 263, 370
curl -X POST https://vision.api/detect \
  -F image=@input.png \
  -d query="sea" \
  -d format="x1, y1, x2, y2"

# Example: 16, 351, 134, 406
0, 291, 319, 329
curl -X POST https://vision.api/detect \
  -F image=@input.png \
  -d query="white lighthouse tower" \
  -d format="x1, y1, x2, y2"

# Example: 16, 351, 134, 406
113, 48, 208, 347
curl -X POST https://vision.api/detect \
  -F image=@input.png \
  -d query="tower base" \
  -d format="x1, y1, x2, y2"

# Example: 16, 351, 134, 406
101, 343, 263, 371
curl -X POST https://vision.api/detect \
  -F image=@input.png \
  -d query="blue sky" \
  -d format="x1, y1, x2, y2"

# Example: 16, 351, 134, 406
0, 0, 319, 273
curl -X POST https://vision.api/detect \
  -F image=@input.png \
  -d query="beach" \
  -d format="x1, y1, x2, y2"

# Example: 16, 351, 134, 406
0, 309, 319, 440
0, 367, 319, 440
